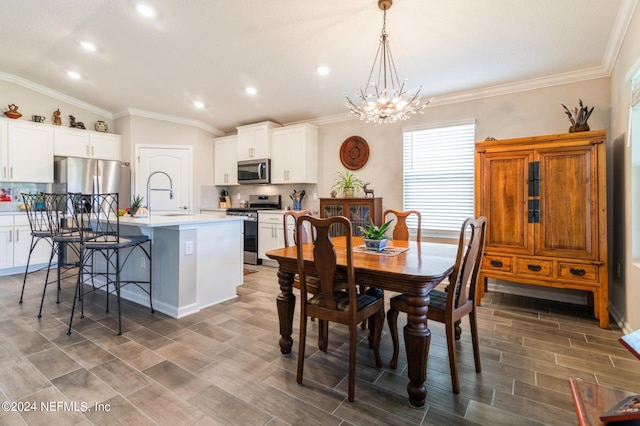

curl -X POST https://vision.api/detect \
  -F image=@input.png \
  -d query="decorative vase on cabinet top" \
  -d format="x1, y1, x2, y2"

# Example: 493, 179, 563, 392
4, 104, 22, 119
95, 120, 108, 132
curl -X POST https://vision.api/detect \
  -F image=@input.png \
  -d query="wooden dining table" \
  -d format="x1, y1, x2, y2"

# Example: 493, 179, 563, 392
266, 236, 457, 407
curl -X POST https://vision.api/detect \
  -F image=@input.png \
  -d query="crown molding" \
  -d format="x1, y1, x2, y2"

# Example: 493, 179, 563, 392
112, 108, 223, 136
0, 72, 114, 118
603, 0, 639, 71
429, 66, 610, 107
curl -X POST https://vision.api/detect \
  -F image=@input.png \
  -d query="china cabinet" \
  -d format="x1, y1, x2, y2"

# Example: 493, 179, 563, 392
319, 197, 382, 237
475, 130, 608, 328
271, 123, 318, 184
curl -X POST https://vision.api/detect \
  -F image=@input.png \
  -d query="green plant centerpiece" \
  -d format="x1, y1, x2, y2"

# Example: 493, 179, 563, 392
130, 194, 144, 216
359, 219, 394, 252
331, 170, 364, 197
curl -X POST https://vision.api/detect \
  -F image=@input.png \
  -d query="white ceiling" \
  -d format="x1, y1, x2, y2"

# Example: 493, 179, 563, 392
0, 0, 635, 135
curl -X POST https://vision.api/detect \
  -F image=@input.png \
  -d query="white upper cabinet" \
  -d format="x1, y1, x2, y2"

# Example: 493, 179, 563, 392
89, 132, 121, 160
54, 126, 121, 160
214, 135, 238, 185
271, 123, 318, 184
236, 121, 281, 161
1, 119, 54, 182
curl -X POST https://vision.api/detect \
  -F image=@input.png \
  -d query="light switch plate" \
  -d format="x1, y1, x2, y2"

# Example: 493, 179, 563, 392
185, 241, 193, 255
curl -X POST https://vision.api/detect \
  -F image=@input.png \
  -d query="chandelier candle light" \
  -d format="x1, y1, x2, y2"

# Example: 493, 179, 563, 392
346, 0, 429, 124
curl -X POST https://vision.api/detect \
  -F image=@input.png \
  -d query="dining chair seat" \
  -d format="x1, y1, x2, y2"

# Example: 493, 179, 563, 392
309, 290, 379, 311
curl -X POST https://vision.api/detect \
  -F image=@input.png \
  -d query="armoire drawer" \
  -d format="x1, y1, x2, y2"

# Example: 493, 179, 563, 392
482, 254, 513, 273
557, 262, 599, 282
515, 258, 553, 278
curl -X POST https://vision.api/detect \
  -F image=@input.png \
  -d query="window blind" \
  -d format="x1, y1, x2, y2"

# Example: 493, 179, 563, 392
402, 121, 475, 235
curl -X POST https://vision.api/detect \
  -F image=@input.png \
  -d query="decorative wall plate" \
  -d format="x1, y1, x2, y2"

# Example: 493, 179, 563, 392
340, 136, 369, 170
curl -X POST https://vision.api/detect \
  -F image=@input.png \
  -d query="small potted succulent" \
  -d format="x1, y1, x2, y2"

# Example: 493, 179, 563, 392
129, 195, 144, 216
359, 219, 394, 252
331, 170, 364, 197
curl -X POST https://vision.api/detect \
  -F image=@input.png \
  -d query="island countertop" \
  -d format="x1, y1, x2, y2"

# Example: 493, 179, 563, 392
114, 212, 244, 318
118, 213, 244, 228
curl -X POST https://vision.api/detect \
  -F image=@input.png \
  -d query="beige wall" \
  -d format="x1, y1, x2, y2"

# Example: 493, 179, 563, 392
0, 80, 113, 130
316, 78, 611, 220
115, 115, 215, 212
610, 5, 640, 332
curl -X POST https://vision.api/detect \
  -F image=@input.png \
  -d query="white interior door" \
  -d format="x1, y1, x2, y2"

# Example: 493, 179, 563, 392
135, 146, 192, 213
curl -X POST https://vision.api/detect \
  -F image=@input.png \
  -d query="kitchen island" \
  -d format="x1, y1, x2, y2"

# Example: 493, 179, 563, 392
115, 213, 244, 318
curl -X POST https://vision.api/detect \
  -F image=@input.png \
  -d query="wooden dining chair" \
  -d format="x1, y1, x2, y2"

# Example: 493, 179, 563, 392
283, 210, 320, 316
387, 216, 487, 394
295, 215, 384, 402
358, 209, 422, 333
383, 209, 422, 241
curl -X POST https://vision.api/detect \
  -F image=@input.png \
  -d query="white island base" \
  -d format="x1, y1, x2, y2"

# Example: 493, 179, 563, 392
113, 214, 244, 318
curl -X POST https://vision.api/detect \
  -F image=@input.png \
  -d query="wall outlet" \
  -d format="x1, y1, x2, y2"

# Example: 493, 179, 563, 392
237, 193, 241, 199
313, 192, 317, 200
185, 240, 193, 256
140, 257, 146, 269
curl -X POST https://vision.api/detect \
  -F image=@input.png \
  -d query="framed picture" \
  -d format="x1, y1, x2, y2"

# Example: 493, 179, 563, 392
600, 395, 640, 422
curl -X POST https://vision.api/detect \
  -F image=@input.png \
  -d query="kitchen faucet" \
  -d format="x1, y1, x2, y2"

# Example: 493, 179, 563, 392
146, 171, 174, 218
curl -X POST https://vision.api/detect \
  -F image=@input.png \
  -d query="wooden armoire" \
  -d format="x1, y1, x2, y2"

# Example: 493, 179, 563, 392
474, 130, 609, 328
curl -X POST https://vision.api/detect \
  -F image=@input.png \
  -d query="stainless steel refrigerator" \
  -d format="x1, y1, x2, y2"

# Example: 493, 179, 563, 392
54, 157, 131, 206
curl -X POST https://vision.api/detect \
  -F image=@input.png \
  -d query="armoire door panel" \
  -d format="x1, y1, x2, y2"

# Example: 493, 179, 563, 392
481, 152, 533, 254
536, 147, 596, 259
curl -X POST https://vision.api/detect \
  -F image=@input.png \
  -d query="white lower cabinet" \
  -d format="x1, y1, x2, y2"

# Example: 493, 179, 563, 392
258, 211, 310, 261
258, 212, 285, 261
0, 215, 52, 274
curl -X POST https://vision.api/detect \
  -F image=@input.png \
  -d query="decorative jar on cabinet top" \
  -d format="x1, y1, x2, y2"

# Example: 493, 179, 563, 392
94, 120, 108, 132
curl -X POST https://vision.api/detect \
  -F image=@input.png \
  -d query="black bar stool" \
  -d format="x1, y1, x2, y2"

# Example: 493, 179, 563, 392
67, 193, 153, 335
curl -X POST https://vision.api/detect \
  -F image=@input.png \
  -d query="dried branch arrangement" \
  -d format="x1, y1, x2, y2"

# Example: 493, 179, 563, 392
562, 99, 594, 132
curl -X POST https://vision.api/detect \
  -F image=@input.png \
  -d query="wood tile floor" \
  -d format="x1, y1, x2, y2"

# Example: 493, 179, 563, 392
1, 265, 638, 425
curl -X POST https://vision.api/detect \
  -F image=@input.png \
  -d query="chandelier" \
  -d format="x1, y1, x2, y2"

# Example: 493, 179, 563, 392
345, 0, 429, 124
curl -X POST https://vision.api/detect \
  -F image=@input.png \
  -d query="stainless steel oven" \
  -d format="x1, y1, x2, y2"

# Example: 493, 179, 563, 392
226, 194, 280, 265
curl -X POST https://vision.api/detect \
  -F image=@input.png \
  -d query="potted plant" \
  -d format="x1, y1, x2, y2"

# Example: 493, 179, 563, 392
331, 170, 364, 197
359, 219, 394, 252
130, 195, 144, 216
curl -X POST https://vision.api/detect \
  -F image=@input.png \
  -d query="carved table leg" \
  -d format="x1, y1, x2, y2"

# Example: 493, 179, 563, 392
276, 269, 295, 354
403, 294, 430, 407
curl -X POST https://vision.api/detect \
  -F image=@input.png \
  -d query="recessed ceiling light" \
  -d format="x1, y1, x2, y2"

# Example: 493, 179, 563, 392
245, 86, 257, 95
193, 101, 205, 109
80, 41, 97, 52
316, 65, 331, 76
66, 70, 81, 80
136, 4, 156, 18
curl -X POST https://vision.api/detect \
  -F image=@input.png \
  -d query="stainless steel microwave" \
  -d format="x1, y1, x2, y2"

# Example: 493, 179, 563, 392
237, 159, 270, 184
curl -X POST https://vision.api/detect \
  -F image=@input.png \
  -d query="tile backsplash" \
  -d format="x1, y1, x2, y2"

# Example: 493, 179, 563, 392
0, 183, 52, 211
